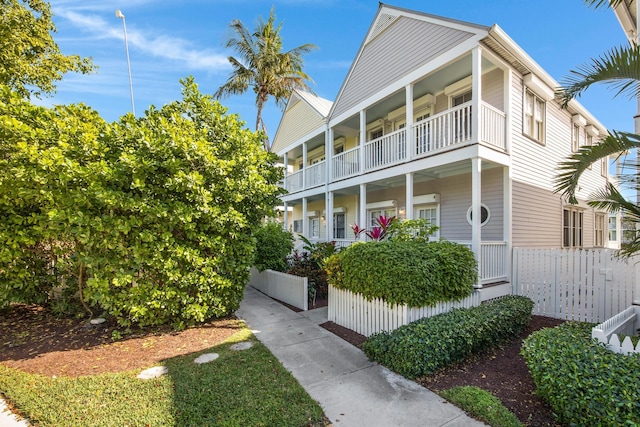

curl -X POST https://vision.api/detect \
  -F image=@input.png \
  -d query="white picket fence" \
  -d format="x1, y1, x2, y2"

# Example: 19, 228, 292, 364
328, 285, 481, 337
249, 268, 308, 311
512, 248, 640, 323
591, 306, 640, 355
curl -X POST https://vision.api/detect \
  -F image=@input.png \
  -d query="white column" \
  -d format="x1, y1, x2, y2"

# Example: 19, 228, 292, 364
283, 201, 289, 230
359, 183, 367, 241
302, 142, 308, 190
472, 46, 482, 143
302, 197, 308, 237
326, 191, 334, 241
503, 165, 512, 283
405, 84, 414, 161
504, 67, 512, 154
359, 110, 366, 173
283, 153, 289, 191
405, 172, 414, 220
472, 157, 482, 288
325, 128, 333, 183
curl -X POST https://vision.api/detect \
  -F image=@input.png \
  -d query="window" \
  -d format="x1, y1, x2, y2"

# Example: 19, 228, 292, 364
293, 219, 303, 233
370, 128, 383, 140
466, 204, 490, 227
524, 89, 545, 143
595, 213, 605, 247
309, 217, 319, 238
572, 124, 580, 152
368, 208, 396, 228
333, 212, 346, 239
415, 204, 439, 239
601, 157, 608, 178
563, 208, 584, 248
609, 215, 617, 242
334, 145, 344, 155
586, 134, 593, 146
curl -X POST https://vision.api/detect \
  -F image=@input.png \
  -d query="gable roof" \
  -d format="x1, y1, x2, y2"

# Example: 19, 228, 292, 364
330, 3, 490, 120
271, 90, 332, 154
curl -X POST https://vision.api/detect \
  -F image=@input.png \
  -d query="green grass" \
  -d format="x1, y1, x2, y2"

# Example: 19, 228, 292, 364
439, 386, 522, 427
0, 328, 327, 427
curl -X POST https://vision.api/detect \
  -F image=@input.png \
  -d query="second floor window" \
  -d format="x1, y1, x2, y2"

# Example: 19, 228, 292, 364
370, 128, 383, 140
524, 89, 545, 144
572, 124, 580, 152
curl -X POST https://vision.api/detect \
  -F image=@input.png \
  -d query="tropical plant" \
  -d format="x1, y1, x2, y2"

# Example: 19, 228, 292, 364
0, 0, 95, 99
555, 0, 640, 256
253, 221, 294, 272
0, 78, 283, 327
214, 7, 317, 150
351, 215, 397, 241
286, 235, 338, 301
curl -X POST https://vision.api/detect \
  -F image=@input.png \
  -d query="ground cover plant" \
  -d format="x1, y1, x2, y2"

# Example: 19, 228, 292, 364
439, 386, 522, 427
521, 321, 640, 425
362, 295, 534, 379
0, 304, 328, 427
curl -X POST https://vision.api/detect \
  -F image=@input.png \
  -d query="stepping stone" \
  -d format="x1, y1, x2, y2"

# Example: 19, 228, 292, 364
194, 353, 219, 364
137, 366, 168, 379
90, 318, 106, 325
230, 341, 254, 351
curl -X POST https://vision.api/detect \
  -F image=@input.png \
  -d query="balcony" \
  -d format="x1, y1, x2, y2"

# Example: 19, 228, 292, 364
283, 102, 505, 193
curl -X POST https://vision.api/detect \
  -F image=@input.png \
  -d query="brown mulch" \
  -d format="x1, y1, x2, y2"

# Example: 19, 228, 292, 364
0, 304, 243, 377
320, 315, 565, 427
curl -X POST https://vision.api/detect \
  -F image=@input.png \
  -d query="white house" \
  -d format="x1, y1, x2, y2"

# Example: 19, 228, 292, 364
272, 3, 618, 301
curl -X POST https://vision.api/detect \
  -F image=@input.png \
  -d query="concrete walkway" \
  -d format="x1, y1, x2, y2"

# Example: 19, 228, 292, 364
236, 286, 486, 427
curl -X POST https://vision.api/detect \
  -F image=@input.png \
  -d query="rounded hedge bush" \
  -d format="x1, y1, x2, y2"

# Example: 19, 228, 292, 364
253, 221, 293, 272
521, 322, 640, 425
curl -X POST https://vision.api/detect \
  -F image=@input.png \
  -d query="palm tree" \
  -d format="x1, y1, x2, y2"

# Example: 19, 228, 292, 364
555, 0, 640, 256
215, 8, 317, 151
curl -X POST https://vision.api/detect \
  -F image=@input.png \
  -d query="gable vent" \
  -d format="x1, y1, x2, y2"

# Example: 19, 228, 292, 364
365, 13, 400, 45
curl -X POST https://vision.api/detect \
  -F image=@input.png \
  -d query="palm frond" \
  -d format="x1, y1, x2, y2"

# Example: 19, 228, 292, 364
555, 131, 640, 204
557, 44, 640, 107
583, 0, 624, 10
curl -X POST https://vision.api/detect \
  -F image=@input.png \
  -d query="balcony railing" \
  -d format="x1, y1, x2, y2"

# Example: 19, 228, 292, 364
333, 146, 360, 180
282, 102, 505, 193
457, 241, 508, 285
306, 161, 326, 188
364, 128, 406, 172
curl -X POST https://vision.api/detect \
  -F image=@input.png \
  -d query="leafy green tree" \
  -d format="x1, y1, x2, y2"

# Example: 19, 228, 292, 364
253, 221, 293, 272
0, 0, 94, 99
555, 0, 640, 256
214, 7, 316, 150
0, 78, 284, 327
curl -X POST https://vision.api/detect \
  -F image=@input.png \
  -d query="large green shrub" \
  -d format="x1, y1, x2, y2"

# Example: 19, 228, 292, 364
324, 240, 477, 307
253, 221, 293, 272
521, 322, 640, 425
0, 79, 283, 327
362, 296, 534, 379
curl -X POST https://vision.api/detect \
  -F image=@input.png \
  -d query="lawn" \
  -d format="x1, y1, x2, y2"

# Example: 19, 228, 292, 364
0, 305, 328, 427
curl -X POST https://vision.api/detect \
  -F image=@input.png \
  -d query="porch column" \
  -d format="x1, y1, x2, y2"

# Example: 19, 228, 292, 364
302, 197, 308, 237
302, 142, 308, 190
472, 157, 482, 288
504, 67, 513, 154
405, 84, 414, 161
325, 128, 333, 183
283, 153, 289, 190
405, 172, 414, 220
326, 191, 334, 241
359, 110, 366, 173
359, 183, 367, 241
283, 201, 289, 231
503, 165, 512, 283
472, 46, 482, 143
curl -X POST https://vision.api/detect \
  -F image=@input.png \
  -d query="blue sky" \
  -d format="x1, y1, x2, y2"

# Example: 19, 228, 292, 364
42, 0, 634, 141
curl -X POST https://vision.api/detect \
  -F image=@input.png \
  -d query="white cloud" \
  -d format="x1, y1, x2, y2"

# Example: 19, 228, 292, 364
53, 8, 229, 72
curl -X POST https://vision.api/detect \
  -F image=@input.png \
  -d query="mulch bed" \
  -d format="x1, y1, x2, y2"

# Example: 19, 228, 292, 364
320, 315, 565, 427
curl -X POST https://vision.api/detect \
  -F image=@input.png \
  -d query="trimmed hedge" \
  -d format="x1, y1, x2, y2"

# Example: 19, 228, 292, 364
362, 295, 534, 379
324, 240, 477, 307
521, 322, 640, 426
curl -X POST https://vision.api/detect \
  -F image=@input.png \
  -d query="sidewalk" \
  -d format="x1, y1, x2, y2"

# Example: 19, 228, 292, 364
236, 286, 486, 427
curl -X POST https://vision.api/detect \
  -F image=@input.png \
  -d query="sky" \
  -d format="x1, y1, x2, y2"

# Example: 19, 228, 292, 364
41, 0, 635, 143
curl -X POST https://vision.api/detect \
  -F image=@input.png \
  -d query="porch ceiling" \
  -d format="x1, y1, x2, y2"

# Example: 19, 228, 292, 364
332, 159, 501, 194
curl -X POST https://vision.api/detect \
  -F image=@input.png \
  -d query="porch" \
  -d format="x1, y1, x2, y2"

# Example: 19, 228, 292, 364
283, 101, 506, 194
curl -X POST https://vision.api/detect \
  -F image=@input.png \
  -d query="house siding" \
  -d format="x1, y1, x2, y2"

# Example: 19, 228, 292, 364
333, 16, 475, 118
272, 99, 325, 153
